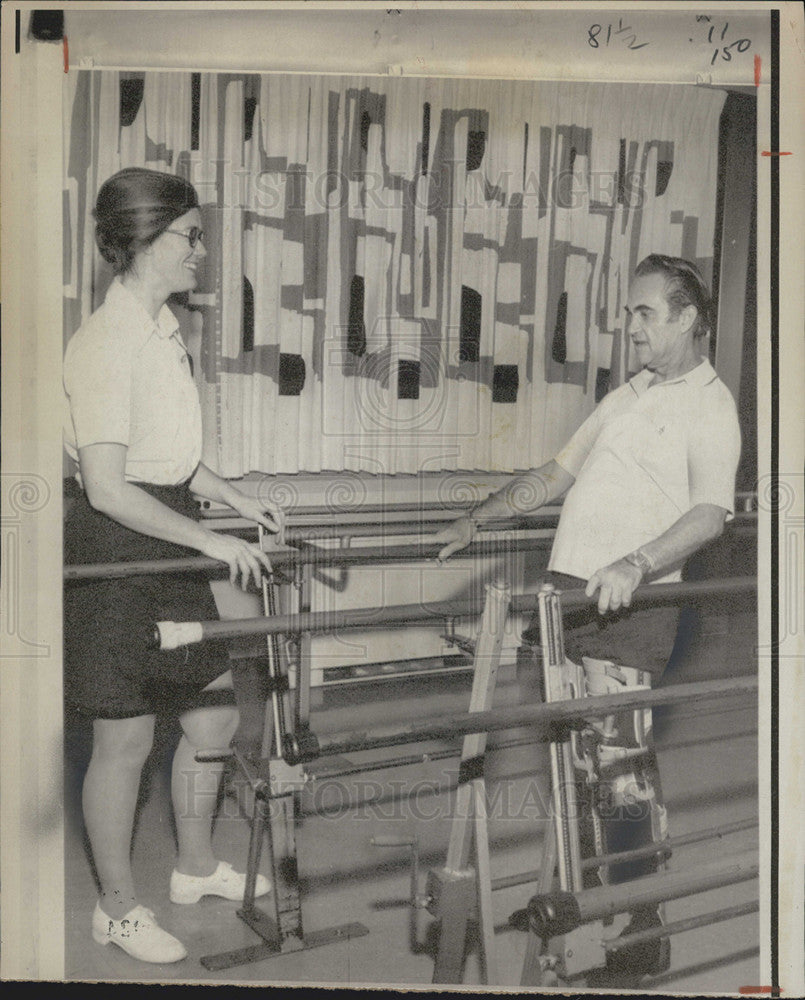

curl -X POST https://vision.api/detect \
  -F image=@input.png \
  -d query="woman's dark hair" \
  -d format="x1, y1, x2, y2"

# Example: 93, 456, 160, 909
94, 167, 199, 275
634, 253, 714, 339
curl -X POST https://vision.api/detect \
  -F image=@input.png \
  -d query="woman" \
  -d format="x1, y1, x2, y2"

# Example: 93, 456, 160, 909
64, 167, 282, 963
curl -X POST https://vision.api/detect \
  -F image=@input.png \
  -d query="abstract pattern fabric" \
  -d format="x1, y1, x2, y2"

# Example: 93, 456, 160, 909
64, 72, 725, 477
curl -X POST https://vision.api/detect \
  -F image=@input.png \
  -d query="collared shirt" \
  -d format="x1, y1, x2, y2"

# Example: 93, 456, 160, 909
64, 278, 202, 485
549, 358, 741, 583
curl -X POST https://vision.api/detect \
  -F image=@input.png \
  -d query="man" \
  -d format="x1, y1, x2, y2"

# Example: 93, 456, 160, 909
435, 253, 741, 983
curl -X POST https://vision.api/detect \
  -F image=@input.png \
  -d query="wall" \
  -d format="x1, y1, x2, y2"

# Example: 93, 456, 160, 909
60, 4, 768, 83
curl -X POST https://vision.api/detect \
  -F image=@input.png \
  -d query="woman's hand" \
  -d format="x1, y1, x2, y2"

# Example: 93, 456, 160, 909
226, 492, 286, 545
434, 515, 477, 563
199, 530, 273, 591
189, 465, 287, 544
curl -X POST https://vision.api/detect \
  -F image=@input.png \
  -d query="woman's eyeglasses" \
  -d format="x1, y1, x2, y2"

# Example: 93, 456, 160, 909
165, 226, 204, 248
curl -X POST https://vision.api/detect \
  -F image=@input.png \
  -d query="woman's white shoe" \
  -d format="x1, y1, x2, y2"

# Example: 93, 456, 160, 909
169, 860, 271, 904
92, 902, 188, 963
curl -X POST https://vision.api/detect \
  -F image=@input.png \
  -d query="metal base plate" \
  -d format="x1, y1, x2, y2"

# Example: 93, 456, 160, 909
200, 909, 370, 972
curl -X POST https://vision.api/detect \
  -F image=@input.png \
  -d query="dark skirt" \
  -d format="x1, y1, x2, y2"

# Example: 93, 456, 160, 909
523, 572, 680, 676
64, 482, 232, 719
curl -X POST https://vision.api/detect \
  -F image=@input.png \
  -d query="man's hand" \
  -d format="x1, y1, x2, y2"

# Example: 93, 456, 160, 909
585, 558, 644, 614
434, 515, 477, 563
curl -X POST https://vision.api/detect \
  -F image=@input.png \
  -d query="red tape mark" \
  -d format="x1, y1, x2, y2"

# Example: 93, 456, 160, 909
63, 35, 69, 73
754, 54, 761, 86
761, 151, 793, 157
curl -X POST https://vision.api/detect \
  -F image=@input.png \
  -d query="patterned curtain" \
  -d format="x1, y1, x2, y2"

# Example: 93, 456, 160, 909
64, 71, 725, 477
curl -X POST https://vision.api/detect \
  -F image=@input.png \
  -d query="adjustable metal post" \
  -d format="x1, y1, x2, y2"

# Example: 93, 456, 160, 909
430, 578, 510, 985
199, 559, 368, 972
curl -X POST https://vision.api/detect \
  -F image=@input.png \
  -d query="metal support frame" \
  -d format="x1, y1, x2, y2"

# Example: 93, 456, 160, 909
428, 579, 510, 985
200, 765, 369, 971
178, 559, 756, 978
519, 584, 619, 984
199, 562, 369, 973
61, 493, 760, 978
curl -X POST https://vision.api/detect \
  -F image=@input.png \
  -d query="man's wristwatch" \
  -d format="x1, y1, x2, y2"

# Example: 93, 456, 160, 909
624, 548, 654, 577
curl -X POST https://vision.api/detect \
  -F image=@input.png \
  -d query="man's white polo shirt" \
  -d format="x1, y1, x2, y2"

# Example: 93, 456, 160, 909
64, 279, 202, 485
549, 359, 741, 583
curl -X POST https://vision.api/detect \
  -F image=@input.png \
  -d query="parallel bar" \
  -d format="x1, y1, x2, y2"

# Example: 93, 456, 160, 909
490, 817, 757, 892
526, 852, 758, 941
509, 575, 757, 616
65, 534, 552, 582
605, 899, 759, 953
201, 499, 486, 518
209, 511, 755, 540
197, 494, 757, 520
285, 517, 756, 544
284, 517, 553, 539
65, 518, 757, 581
301, 704, 756, 780
569, 849, 758, 924
152, 576, 757, 645
582, 816, 757, 872
312, 677, 757, 758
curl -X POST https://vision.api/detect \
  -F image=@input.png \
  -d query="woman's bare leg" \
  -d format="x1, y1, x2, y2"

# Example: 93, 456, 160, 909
83, 714, 155, 919
172, 671, 239, 876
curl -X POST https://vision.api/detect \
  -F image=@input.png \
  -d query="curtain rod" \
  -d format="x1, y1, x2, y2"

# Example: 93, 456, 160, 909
67, 63, 758, 90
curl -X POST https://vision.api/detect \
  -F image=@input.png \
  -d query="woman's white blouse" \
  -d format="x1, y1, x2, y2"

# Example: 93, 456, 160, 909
64, 279, 203, 485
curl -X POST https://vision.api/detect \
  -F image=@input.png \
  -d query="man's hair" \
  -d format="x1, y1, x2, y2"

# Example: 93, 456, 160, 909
634, 254, 713, 339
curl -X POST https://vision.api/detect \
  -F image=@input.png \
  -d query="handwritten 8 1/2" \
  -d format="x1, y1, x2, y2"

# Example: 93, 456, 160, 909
586, 19, 752, 66
587, 19, 648, 51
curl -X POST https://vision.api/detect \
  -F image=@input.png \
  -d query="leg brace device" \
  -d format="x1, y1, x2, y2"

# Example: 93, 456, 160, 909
577, 657, 670, 980
516, 635, 671, 980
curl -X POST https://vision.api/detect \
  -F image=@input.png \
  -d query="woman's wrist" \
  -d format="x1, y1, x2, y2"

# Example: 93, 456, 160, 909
192, 522, 218, 552
460, 508, 483, 538
467, 492, 498, 527
218, 480, 245, 509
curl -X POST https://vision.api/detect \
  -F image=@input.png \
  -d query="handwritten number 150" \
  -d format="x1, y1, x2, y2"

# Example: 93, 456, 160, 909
711, 38, 751, 64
